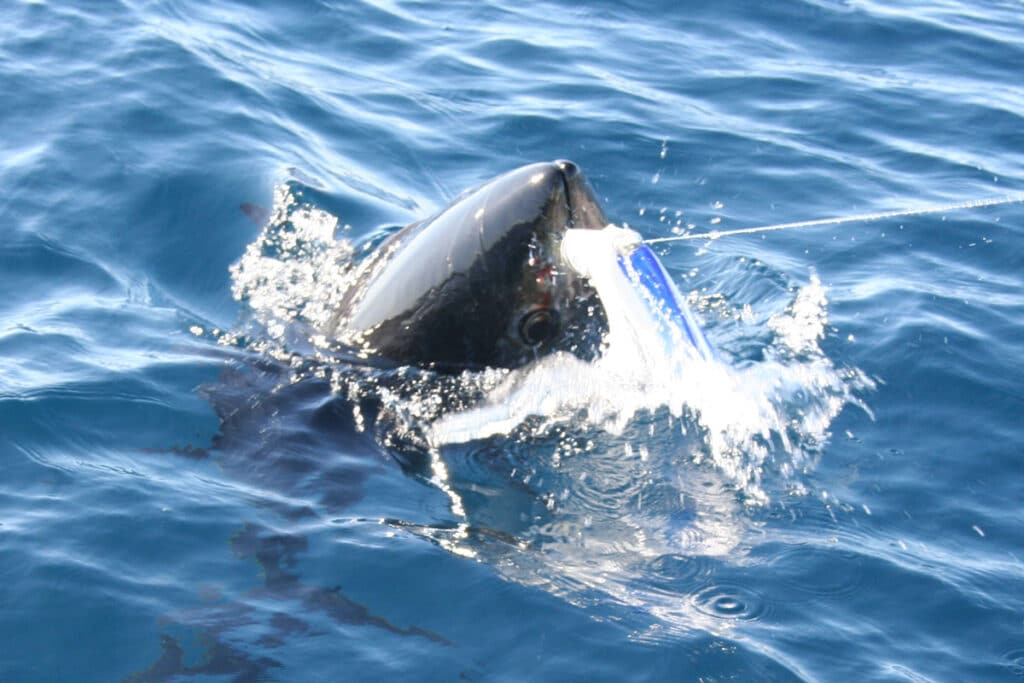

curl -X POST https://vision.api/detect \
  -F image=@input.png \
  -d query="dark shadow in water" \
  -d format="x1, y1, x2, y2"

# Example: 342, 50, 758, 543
125, 523, 449, 683
125, 357, 449, 682
124, 632, 279, 683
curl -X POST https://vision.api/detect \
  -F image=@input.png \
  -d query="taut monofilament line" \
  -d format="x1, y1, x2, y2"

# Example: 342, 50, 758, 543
643, 194, 1024, 244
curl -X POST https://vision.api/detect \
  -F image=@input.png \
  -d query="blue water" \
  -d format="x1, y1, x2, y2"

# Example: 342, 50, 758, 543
3, 1, 1024, 681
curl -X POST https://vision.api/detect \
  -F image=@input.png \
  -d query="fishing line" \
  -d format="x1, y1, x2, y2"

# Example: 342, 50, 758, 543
643, 194, 1024, 244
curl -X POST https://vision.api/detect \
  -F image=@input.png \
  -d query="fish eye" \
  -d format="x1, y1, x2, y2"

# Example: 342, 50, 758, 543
519, 309, 559, 346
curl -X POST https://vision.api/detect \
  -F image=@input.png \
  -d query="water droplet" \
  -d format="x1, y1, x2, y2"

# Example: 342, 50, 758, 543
692, 583, 766, 621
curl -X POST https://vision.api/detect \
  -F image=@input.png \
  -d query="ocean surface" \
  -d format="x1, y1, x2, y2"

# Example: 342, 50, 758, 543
3, 1, 1023, 681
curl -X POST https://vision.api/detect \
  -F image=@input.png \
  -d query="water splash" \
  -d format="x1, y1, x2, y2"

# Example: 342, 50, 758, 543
429, 225, 873, 503
228, 182, 359, 354
227, 185, 872, 503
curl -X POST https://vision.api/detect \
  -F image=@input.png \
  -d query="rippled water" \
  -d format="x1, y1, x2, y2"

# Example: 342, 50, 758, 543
3, 1, 1024, 681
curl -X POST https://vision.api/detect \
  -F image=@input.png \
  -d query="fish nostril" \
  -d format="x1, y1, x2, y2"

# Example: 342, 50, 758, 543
519, 309, 559, 346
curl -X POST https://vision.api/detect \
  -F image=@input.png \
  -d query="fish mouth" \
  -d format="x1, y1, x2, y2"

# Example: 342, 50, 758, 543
516, 160, 609, 359
526, 159, 607, 312
555, 159, 608, 231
